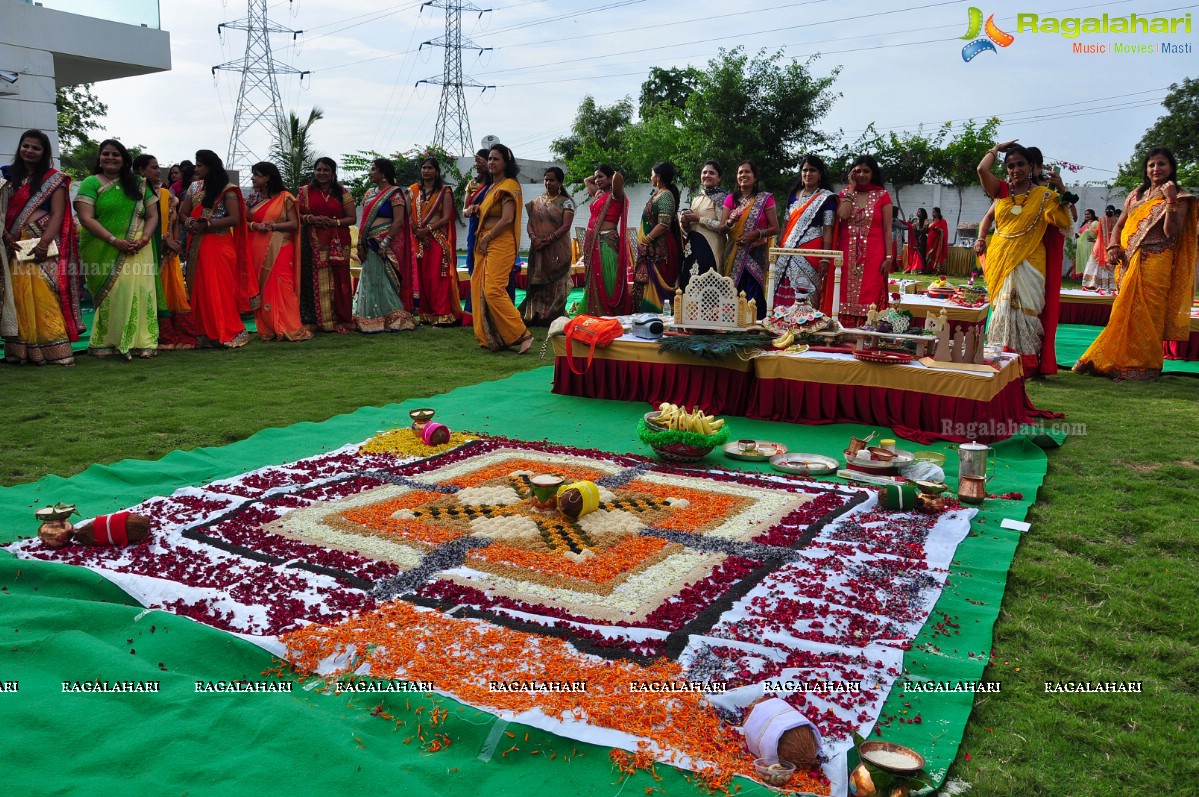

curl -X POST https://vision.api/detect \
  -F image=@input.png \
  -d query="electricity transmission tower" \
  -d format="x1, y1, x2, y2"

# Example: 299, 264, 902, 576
417, 1, 494, 157
212, 0, 308, 171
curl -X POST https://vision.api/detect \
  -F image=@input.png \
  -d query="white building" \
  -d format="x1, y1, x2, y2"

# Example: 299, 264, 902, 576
0, 0, 170, 164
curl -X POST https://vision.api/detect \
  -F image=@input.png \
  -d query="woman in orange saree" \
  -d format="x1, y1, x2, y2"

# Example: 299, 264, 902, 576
178, 149, 254, 348
926, 207, 949, 275
1074, 148, 1197, 380
1, 129, 82, 365
410, 157, 462, 326
298, 157, 356, 333
247, 162, 312, 342
473, 144, 532, 353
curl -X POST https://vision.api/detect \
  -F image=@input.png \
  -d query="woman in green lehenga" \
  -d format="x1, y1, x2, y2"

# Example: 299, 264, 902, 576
354, 158, 418, 333
74, 139, 159, 359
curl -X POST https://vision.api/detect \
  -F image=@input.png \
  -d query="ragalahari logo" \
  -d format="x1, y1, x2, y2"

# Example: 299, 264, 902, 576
961, 7, 1015, 61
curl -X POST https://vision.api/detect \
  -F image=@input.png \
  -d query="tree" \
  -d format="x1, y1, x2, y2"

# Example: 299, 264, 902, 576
272, 107, 324, 192
831, 124, 948, 217
1117, 76, 1199, 188
927, 117, 1002, 242
638, 66, 701, 119
56, 84, 107, 151
663, 47, 840, 193
550, 96, 635, 188
339, 145, 462, 203
58, 139, 146, 182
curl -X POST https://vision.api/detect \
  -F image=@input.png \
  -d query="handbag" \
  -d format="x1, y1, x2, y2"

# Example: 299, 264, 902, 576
15, 239, 58, 262
562, 314, 624, 374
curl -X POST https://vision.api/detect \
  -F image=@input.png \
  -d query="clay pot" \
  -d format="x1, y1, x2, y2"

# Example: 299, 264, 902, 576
37, 518, 75, 549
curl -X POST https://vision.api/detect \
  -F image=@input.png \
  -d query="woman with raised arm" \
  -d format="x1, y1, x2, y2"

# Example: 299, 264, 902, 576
298, 157, 356, 333
176, 149, 254, 348
720, 160, 779, 319
1, 129, 83, 364
773, 154, 836, 308
581, 164, 632, 316
522, 166, 575, 325
75, 140, 160, 359
409, 157, 462, 326
829, 155, 892, 326
1074, 148, 1197, 380
634, 160, 682, 313
473, 144, 532, 352
974, 141, 1073, 373
354, 158, 417, 333
246, 161, 312, 341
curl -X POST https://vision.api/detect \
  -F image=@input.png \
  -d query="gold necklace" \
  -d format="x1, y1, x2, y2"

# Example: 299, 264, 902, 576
1009, 186, 1032, 216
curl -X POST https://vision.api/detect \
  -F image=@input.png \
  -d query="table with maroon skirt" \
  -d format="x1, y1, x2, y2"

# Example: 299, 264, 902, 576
897, 294, 990, 334
551, 335, 1052, 443
1059, 290, 1199, 361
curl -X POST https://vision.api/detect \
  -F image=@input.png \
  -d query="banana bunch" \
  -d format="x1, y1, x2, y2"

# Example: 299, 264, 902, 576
655, 403, 725, 434
772, 330, 797, 349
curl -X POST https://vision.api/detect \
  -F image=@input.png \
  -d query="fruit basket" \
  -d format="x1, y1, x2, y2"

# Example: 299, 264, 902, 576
638, 405, 730, 462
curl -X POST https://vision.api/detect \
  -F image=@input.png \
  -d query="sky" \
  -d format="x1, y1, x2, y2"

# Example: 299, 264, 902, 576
87, 0, 1198, 184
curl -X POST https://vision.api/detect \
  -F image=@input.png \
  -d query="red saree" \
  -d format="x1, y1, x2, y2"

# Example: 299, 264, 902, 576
250, 192, 311, 342
582, 190, 632, 316
186, 185, 254, 347
827, 185, 891, 325
410, 184, 462, 325
298, 184, 354, 332
926, 218, 949, 273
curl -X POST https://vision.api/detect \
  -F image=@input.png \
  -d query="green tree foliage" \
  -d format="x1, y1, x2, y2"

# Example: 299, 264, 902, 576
339, 145, 461, 203
58, 139, 146, 183
272, 107, 324, 192
1117, 76, 1198, 188
638, 66, 701, 119
55, 84, 107, 151
927, 117, 1003, 242
550, 96, 636, 187
831, 124, 948, 215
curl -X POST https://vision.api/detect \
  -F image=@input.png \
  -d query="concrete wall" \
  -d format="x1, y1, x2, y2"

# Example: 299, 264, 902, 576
0, 0, 170, 165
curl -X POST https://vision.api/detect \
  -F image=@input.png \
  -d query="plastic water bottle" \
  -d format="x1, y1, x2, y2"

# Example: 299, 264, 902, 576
661, 299, 672, 320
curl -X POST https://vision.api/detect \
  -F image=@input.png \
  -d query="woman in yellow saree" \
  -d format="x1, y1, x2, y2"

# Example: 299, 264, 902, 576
248, 162, 312, 342
473, 144, 533, 353
975, 142, 1073, 373
1, 129, 83, 365
75, 139, 160, 359
136, 155, 195, 350
1074, 148, 1197, 380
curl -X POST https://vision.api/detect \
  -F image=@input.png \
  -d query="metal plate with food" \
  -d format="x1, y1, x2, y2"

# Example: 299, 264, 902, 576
852, 349, 915, 365
843, 449, 915, 471
769, 453, 838, 475
723, 440, 788, 461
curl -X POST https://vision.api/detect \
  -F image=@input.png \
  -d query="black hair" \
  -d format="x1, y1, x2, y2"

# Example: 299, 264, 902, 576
1137, 147, 1178, 199
489, 145, 519, 179
1002, 145, 1032, 170
194, 149, 230, 209
94, 139, 142, 200
652, 160, 683, 261
736, 160, 762, 195
371, 157, 397, 186
132, 153, 157, 174
310, 157, 343, 195
702, 159, 723, 178
849, 154, 883, 186
1025, 146, 1044, 167
475, 148, 489, 159
786, 154, 831, 202
419, 157, 445, 191
1105, 204, 1117, 215
177, 160, 195, 191
595, 164, 615, 179
251, 161, 286, 195
1083, 208, 1096, 219
932, 207, 942, 219
916, 208, 928, 220
9, 129, 53, 194
543, 166, 564, 184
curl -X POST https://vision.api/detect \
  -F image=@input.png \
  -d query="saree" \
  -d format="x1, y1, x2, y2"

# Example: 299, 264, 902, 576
2, 167, 82, 364
904, 218, 928, 274
926, 218, 949, 274
155, 186, 197, 350
773, 189, 836, 309
249, 192, 313, 341
828, 186, 891, 325
410, 184, 462, 325
981, 183, 1072, 369
1074, 191, 1198, 380
76, 175, 159, 358
681, 188, 727, 289
185, 182, 253, 347
582, 190, 632, 316
298, 185, 354, 332
472, 177, 529, 350
355, 185, 417, 333
521, 193, 575, 325
1082, 213, 1116, 291
634, 190, 680, 313
463, 178, 490, 314
1073, 219, 1098, 278
723, 191, 774, 319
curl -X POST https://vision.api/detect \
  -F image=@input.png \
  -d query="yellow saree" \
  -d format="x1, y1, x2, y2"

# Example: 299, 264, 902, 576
471, 177, 529, 350
1074, 190, 1198, 379
983, 185, 1073, 357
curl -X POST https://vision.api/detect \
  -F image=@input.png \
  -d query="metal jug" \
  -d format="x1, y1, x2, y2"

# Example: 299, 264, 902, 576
957, 441, 990, 478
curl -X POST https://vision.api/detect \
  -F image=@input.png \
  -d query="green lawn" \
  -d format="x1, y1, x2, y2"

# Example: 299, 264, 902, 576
2, 323, 1197, 796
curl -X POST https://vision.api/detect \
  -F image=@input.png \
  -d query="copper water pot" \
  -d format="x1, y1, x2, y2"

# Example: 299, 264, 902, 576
957, 475, 988, 504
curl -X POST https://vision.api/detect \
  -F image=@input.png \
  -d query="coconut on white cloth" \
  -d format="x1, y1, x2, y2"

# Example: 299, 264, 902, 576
742, 697, 825, 760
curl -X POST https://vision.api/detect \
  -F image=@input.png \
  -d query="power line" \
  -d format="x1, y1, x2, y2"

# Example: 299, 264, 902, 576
419, 0, 494, 156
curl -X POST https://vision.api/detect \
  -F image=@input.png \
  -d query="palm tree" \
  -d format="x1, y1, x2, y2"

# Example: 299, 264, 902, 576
272, 107, 324, 192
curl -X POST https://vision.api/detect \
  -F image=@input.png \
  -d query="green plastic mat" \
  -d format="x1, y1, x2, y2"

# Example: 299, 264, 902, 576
0, 368, 1050, 793
1055, 323, 1199, 375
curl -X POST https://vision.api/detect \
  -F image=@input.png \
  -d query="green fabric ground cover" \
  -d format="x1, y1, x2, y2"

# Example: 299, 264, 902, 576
0, 369, 1047, 795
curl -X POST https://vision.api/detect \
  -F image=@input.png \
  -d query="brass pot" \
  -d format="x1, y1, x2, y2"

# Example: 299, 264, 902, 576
957, 475, 988, 504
